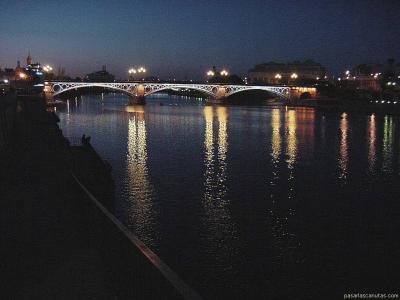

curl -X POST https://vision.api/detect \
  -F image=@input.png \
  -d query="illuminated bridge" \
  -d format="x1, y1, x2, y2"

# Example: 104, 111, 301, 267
45, 81, 292, 104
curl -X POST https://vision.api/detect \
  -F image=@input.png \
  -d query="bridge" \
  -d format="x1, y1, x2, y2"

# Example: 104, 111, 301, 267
44, 81, 291, 104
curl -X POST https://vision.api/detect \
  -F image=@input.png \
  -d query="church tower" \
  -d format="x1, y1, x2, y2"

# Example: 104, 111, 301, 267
26, 51, 32, 65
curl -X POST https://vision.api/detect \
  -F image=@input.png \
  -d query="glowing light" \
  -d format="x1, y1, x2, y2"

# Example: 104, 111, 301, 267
290, 73, 298, 79
3, 79, 9, 83
220, 70, 229, 76
345, 70, 350, 75
43, 65, 53, 72
206, 70, 215, 76
19, 73, 27, 79
274, 73, 282, 79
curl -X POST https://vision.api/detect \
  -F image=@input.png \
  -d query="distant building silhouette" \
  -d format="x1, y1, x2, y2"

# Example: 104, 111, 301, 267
85, 65, 115, 82
248, 60, 326, 85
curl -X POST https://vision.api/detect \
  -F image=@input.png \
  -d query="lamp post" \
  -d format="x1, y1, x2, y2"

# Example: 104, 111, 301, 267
129, 67, 146, 81
128, 68, 136, 81
274, 73, 282, 84
43, 65, 53, 80
43, 65, 53, 73
137, 67, 146, 81
220, 70, 229, 76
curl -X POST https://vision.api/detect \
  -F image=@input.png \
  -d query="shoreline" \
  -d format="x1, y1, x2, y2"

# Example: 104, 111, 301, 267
1, 93, 200, 299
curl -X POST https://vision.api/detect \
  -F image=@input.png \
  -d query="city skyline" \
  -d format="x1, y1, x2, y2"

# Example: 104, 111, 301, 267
1, 0, 399, 79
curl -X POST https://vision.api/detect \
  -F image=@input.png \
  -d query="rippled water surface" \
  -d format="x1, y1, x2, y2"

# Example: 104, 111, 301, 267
57, 93, 400, 299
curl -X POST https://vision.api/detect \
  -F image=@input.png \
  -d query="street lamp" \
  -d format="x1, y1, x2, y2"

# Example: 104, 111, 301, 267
274, 73, 282, 79
137, 67, 146, 81
206, 70, 215, 76
220, 70, 229, 76
19, 72, 27, 79
43, 65, 53, 72
290, 73, 298, 79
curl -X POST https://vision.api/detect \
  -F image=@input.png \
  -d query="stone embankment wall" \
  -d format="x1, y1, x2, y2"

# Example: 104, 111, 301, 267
0, 95, 200, 300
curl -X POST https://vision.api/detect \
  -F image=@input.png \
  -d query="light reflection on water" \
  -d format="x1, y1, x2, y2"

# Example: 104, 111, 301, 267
56, 94, 400, 299
202, 106, 236, 269
125, 105, 157, 247
382, 115, 393, 174
339, 112, 349, 181
368, 114, 376, 175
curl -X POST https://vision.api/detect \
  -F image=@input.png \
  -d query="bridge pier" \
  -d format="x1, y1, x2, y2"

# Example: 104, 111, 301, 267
128, 95, 146, 105
206, 86, 227, 104
206, 97, 226, 104
44, 82, 54, 103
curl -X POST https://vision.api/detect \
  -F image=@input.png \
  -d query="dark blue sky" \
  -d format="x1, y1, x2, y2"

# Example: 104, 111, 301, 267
1, 0, 399, 79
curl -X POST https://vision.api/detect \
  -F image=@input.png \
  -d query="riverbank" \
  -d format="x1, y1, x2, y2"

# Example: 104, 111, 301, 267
0, 94, 200, 299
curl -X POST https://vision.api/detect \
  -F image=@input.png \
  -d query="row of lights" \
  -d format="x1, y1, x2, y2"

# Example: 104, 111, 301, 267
371, 100, 398, 104
206, 69, 229, 77
43, 65, 53, 72
274, 73, 298, 79
129, 66, 146, 74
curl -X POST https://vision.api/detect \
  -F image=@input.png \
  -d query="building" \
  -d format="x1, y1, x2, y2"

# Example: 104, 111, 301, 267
0, 52, 44, 83
85, 65, 115, 82
0, 68, 15, 82
247, 60, 326, 86
340, 60, 400, 91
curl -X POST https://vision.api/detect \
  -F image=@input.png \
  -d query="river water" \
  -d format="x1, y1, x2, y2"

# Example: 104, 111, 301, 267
56, 93, 400, 299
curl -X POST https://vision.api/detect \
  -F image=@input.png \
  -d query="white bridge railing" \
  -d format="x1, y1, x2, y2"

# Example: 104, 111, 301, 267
47, 82, 290, 99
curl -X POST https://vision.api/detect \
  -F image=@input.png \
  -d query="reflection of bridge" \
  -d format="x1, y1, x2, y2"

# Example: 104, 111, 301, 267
44, 81, 291, 104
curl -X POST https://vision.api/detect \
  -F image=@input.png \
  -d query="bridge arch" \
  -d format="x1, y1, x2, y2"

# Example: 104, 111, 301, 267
143, 84, 217, 98
51, 82, 135, 97
225, 86, 289, 99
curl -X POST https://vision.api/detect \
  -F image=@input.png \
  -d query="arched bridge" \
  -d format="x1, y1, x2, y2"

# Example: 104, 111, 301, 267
45, 81, 290, 103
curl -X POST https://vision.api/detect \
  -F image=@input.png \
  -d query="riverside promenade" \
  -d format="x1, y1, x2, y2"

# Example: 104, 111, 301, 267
0, 94, 200, 300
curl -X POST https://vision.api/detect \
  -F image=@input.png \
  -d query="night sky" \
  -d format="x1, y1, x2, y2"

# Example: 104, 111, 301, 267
1, 0, 399, 79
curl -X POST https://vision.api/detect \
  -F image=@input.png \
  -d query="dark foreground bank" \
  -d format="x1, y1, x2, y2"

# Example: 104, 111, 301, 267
0, 94, 200, 299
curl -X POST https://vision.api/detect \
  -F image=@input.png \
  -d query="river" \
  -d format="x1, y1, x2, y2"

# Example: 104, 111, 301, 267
56, 93, 400, 299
